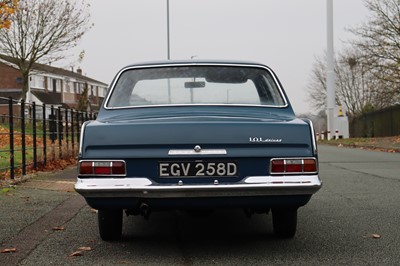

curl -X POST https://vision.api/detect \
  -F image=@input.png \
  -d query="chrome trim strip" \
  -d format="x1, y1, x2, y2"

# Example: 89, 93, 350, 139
310, 119, 318, 155
74, 175, 321, 198
302, 118, 318, 155
78, 121, 91, 158
168, 149, 227, 155
103, 62, 289, 110
105, 103, 286, 110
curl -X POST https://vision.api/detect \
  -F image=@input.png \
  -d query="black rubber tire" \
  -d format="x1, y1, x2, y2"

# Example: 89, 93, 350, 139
98, 209, 123, 241
272, 208, 297, 238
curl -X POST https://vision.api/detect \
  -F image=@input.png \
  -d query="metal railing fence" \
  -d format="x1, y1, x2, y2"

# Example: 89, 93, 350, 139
0, 97, 96, 180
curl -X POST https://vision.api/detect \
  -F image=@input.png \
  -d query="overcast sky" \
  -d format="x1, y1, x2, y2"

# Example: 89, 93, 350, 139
66, 0, 370, 114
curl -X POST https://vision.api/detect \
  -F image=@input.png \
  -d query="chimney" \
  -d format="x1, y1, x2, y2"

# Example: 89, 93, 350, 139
77, 67, 82, 75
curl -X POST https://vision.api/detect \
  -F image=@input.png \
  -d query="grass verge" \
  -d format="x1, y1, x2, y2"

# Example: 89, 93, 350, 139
318, 135, 400, 153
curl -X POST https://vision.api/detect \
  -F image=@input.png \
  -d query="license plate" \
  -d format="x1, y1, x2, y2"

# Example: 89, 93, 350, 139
159, 161, 238, 177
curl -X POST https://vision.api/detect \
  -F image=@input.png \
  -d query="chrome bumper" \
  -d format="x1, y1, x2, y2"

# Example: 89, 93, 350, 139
74, 175, 322, 198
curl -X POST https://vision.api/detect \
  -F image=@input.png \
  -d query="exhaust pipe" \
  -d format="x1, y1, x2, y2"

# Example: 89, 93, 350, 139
139, 202, 151, 219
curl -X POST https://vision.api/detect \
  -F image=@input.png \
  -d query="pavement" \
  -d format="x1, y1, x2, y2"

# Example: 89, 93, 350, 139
0, 167, 86, 265
17, 167, 78, 192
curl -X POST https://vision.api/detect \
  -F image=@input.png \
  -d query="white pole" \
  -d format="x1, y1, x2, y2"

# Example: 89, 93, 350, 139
167, 0, 171, 103
167, 0, 170, 60
326, 0, 335, 140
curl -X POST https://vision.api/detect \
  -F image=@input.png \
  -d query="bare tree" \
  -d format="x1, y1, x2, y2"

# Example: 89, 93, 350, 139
0, 0, 92, 100
350, 0, 400, 99
335, 51, 382, 115
307, 49, 393, 117
307, 55, 328, 112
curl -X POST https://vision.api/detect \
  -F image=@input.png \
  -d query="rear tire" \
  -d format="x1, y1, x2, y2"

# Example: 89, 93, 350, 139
98, 209, 123, 241
272, 208, 297, 238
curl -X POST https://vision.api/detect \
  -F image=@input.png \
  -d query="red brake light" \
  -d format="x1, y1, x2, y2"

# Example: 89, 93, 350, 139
303, 159, 317, 172
79, 161, 126, 176
270, 158, 317, 174
285, 159, 303, 173
112, 161, 125, 175
94, 166, 112, 175
93, 162, 112, 175
271, 159, 284, 172
79, 161, 93, 175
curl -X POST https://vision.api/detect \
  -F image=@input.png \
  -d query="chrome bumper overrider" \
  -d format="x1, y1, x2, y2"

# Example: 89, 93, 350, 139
74, 175, 322, 198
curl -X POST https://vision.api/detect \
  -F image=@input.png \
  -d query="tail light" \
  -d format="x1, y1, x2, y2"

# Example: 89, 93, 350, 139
79, 160, 126, 176
270, 158, 317, 174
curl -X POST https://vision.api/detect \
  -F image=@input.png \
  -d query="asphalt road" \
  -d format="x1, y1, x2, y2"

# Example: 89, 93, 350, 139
1, 145, 400, 265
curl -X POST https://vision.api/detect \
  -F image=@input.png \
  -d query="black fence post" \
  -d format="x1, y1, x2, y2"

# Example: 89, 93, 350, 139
42, 104, 47, 165
20, 99, 26, 175
76, 111, 80, 144
50, 105, 55, 143
390, 107, 394, 136
65, 108, 69, 154
58, 107, 63, 159
71, 109, 75, 151
32, 102, 37, 170
50, 105, 55, 161
8, 97, 14, 180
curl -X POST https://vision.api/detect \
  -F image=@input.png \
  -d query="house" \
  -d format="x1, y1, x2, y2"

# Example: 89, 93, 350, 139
0, 54, 108, 116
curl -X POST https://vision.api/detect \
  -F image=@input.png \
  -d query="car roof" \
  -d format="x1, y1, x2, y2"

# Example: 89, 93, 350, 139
123, 60, 270, 69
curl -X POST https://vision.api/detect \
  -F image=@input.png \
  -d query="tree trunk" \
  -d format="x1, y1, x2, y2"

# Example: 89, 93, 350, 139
21, 71, 30, 101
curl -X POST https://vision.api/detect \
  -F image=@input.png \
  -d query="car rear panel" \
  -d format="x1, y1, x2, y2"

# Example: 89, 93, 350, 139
80, 115, 315, 184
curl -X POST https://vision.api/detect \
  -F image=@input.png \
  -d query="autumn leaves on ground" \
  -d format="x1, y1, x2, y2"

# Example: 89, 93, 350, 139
0, 125, 77, 181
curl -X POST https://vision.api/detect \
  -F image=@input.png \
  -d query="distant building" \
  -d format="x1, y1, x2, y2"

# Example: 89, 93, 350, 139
0, 54, 108, 115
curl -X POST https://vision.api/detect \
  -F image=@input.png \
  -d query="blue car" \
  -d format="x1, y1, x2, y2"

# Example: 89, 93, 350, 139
75, 60, 322, 240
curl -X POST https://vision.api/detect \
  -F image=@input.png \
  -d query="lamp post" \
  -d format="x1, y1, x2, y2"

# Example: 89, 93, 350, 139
167, 0, 170, 60
326, 0, 335, 140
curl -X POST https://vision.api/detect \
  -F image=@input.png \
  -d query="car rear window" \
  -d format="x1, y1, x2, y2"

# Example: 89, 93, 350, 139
106, 65, 287, 108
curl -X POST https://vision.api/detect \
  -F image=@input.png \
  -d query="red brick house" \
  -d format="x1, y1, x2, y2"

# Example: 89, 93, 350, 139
0, 54, 108, 116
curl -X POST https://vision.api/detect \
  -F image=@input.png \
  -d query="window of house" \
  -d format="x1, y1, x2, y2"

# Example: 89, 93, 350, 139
51, 78, 61, 93
65, 78, 71, 93
75, 82, 81, 94
31, 75, 45, 89
91, 85, 96, 96
56, 79, 61, 92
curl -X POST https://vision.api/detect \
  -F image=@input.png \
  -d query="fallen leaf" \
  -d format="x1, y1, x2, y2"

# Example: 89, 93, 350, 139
1, 188, 14, 193
78, 246, 92, 251
1, 248, 17, 253
52, 226, 66, 231
69, 250, 84, 257
372, 234, 381, 239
